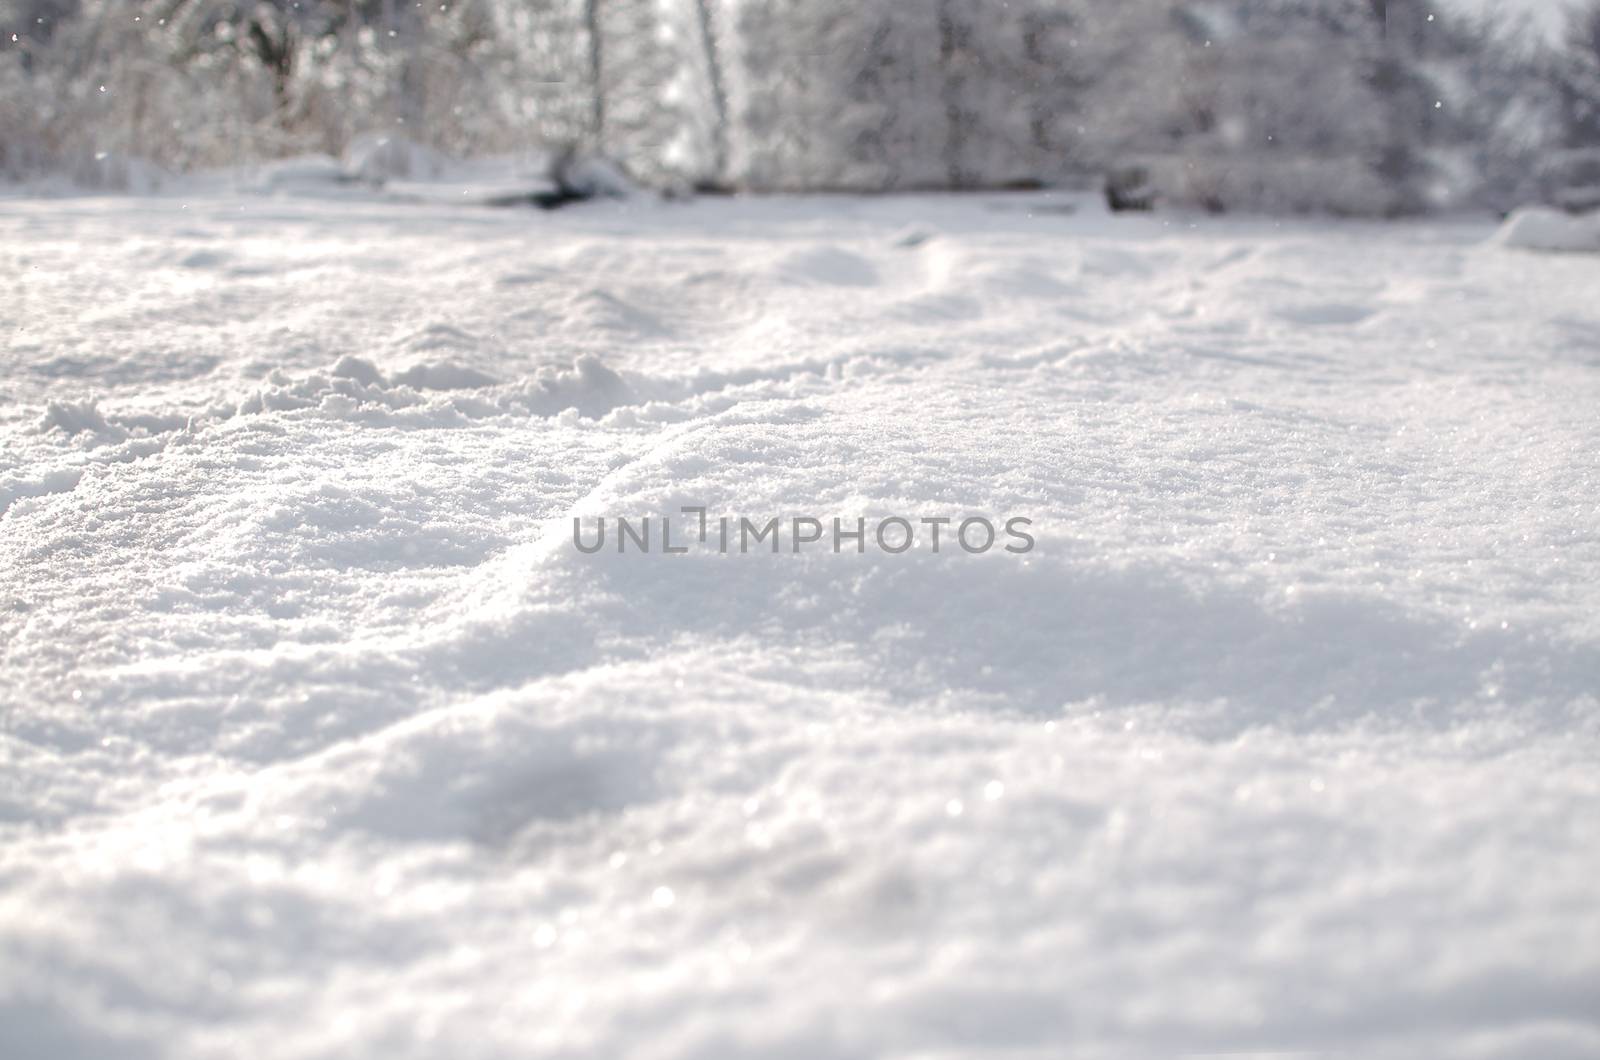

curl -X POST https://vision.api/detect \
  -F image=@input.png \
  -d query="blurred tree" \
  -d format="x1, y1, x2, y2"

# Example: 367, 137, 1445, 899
0, 0, 1585, 212
1545, 1, 1600, 210
1555, 1, 1600, 147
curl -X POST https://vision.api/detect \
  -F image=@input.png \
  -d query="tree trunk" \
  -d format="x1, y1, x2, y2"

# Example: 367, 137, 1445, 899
937, 0, 967, 189
692, 0, 729, 181
584, 0, 605, 150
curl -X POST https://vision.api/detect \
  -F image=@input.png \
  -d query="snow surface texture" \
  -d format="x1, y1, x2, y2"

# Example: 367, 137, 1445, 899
1496, 206, 1600, 254
2, 192, 1599, 1059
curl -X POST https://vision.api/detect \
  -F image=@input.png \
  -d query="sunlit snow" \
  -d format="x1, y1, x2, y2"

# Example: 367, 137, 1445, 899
2, 190, 1598, 1058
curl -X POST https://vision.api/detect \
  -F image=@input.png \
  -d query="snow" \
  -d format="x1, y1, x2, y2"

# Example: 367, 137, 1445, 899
343, 135, 452, 185
2, 190, 1599, 1059
1496, 206, 1600, 253
1448, 0, 1570, 41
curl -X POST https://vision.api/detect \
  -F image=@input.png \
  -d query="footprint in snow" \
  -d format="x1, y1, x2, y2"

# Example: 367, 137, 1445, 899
1273, 302, 1380, 326
569, 288, 672, 337
177, 249, 230, 269
400, 322, 483, 353
776, 245, 880, 287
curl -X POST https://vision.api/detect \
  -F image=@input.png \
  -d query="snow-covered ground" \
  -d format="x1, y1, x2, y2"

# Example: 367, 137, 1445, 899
2, 190, 1598, 1059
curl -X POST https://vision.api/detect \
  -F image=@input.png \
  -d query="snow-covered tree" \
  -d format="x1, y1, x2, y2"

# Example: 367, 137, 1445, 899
1419, 7, 1557, 213
0, 0, 601, 181
935, 0, 1086, 188
658, 0, 732, 186
1555, 1, 1600, 149
1541, 1, 1600, 210
720, 0, 1095, 192
722, 0, 929, 190
0, 0, 1586, 213
1075, 0, 1395, 214
1365, 0, 1446, 213
587, 0, 685, 182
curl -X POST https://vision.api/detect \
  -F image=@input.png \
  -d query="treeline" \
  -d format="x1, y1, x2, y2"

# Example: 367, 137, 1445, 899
3, 0, 1599, 214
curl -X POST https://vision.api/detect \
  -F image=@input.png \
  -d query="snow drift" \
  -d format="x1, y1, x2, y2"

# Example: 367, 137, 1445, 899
1, 191, 1597, 1060
1495, 205, 1600, 253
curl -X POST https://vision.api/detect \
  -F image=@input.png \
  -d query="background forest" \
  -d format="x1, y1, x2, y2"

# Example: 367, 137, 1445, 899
3, 0, 1600, 215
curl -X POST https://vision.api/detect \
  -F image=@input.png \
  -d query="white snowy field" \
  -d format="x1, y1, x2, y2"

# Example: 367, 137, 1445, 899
2, 190, 1598, 1059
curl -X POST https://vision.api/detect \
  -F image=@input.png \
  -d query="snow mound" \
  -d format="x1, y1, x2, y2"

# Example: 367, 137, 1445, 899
227, 355, 662, 424
32, 399, 121, 439
566, 288, 672, 336
246, 155, 352, 195
509, 354, 639, 418
776, 245, 881, 286
1494, 206, 1600, 253
890, 223, 939, 248
0, 467, 84, 516
559, 155, 636, 199
390, 362, 497, 392
78, 152, 172, 194
342, 135, 449, 183
4, 193, 1600, 1060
